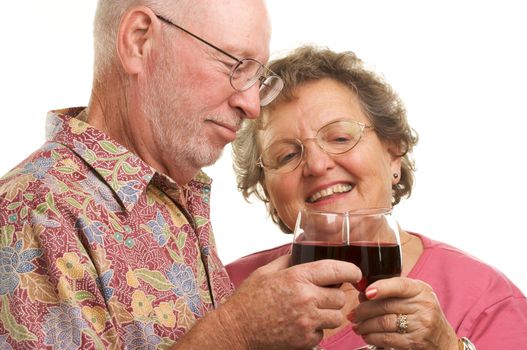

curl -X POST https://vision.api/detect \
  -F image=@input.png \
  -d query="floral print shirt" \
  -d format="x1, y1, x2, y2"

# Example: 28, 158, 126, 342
0, 107, 234, 349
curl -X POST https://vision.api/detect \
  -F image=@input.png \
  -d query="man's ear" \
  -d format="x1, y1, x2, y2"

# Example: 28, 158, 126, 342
116, 6, 159, 75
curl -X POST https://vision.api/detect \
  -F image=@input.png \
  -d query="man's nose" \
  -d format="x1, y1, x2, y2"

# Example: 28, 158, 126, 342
229, 83, 261, 120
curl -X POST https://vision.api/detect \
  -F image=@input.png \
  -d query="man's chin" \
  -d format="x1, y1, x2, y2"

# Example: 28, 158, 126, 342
194, 147, 224, 169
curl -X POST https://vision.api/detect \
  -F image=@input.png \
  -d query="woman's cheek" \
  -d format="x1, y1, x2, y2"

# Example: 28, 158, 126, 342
266, 176, 301, 227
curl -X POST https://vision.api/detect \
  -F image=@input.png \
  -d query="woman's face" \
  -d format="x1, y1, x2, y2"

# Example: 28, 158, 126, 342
259, 78, 402, 230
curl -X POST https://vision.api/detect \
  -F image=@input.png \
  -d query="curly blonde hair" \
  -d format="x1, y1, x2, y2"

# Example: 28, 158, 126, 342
232, 46, 418, 233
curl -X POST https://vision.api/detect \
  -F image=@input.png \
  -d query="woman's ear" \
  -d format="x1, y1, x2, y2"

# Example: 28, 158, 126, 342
116, 6, 158, 75
385, 141, 403, 185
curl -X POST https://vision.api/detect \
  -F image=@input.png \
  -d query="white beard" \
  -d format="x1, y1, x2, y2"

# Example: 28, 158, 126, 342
141, 56, 224, 174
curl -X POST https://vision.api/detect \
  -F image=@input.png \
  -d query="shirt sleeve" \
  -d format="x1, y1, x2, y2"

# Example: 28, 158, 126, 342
458, 278, 527, 349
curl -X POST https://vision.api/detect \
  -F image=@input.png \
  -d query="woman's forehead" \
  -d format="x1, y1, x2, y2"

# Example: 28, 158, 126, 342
258, 81, 368, 142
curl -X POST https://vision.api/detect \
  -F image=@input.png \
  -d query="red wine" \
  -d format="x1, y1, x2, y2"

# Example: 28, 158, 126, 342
291, 241, 402, 291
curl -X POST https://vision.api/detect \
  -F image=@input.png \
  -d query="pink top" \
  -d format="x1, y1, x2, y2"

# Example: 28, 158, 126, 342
226, 233, 527, 349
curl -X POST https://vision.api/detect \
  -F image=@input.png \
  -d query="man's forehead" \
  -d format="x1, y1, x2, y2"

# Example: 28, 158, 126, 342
188, 0, 271, 60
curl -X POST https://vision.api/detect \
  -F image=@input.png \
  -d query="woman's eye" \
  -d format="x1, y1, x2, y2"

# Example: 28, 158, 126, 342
328, 134, 353, 144
277, 151, 300, 165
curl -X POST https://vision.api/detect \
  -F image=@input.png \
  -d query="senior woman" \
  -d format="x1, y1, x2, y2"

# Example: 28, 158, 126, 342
226, 46, 527, 350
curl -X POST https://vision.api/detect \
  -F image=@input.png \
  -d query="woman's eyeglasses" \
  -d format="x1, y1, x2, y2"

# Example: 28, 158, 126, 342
257, 120, 373, 173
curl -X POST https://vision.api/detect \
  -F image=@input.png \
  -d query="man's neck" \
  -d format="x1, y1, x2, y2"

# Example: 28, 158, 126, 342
85, 89, 198, 185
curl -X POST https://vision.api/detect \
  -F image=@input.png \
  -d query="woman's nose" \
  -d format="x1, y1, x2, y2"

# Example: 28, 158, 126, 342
301, 141, 336, 177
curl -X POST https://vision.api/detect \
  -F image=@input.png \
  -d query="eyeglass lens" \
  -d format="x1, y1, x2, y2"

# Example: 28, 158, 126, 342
230, 59, 283, 106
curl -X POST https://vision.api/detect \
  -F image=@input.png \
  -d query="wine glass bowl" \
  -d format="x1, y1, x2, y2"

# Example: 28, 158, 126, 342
292, 208, 402, 287
347, 208, 402, 292
291, 210, 350, 265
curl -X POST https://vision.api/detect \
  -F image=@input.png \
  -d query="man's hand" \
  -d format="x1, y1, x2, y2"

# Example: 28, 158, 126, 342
217, 255, 362, 349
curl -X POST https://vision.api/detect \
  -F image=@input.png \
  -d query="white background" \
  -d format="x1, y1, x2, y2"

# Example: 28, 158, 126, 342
1, 1, 525, 293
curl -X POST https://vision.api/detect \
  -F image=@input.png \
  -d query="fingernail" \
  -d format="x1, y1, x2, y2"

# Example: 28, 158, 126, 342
365, 287, 378, 299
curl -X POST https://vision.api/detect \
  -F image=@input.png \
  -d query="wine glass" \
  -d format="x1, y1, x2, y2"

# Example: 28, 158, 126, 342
347, 208, 402, 350
291, 207, 402, 350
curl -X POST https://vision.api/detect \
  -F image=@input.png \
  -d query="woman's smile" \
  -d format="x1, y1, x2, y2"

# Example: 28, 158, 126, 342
306, 183, 353, 203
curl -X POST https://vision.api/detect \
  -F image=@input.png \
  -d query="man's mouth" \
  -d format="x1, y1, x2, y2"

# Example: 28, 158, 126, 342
208, 119, 240, 133
306, 183, 353, 203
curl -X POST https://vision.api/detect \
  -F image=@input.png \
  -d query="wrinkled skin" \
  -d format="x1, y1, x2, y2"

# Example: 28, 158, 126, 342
352, 278, 458, 350
225, 256, 362, 349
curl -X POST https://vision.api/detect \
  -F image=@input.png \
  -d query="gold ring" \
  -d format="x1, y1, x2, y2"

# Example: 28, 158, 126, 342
396, 313, 408, 334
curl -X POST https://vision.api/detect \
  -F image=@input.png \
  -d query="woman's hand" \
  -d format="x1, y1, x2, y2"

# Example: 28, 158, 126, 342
351, 277, 458, 350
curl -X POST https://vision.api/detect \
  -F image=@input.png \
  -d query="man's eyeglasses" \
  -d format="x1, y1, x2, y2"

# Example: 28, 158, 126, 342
156, 14, 283, 106
257, 120, 373, 173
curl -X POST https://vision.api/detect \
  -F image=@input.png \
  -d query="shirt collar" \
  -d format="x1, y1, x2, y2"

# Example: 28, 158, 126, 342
46, 107, 156, 211
46, 108, 213, 211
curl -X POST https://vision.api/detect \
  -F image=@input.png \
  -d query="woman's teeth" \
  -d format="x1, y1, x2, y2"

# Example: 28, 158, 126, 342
307, 184, 353, 203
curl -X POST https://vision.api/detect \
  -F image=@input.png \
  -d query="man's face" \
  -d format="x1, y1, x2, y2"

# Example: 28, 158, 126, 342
143, 0, 271, 174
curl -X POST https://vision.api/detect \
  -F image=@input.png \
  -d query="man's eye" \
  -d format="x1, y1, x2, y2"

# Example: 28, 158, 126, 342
222, 61, 235, 70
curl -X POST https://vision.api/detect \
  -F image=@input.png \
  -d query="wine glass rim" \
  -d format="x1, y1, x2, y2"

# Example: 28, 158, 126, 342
347, 207, 392, 216
300, 207, 392, 217
301, 208, 347, 216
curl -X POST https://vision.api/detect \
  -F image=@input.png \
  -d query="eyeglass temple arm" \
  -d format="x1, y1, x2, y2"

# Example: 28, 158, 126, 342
155, 15, 241, 63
